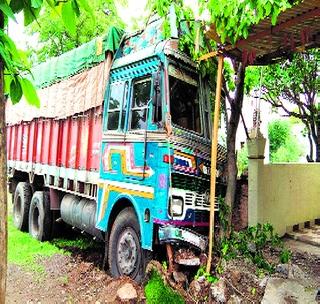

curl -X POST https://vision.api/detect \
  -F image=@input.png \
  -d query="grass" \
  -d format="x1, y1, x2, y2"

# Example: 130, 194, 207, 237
8, 216, 65, 273
145, 270, 185, 304
52, 237, 98, 250
8, 215, 98, 274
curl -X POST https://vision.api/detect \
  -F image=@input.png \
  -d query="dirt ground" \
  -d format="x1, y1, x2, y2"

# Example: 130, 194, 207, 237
221, 243, 320, 303
6, 244, 145, 304
6, 237, 320, 304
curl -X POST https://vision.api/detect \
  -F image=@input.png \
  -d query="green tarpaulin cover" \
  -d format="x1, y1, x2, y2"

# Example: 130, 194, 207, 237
31, 26, 123, 89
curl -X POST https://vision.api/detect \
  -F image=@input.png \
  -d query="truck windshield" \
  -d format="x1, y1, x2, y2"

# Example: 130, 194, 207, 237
169, 65, 201, 133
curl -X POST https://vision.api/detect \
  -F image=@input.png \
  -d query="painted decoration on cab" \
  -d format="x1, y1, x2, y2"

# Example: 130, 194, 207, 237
97, 180, 154, 223
173, 150, 197, 174
102, 144, 154, 178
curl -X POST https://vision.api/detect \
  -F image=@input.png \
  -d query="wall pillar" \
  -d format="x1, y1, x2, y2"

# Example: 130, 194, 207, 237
247, 128, 266, 226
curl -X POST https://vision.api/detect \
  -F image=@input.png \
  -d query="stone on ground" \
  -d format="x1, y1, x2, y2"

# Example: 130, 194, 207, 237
211, 279, 227, 303
116, 283, 137, 301
227, 294, 242, 304
261, 278, 317, 304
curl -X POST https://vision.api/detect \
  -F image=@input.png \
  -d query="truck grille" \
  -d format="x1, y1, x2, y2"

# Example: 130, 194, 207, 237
172, 173, 209, 193
195, 193, 210, 208
184, 191, 218, 210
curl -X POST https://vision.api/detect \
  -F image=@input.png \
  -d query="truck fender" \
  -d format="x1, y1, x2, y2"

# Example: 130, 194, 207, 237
102, 193, 154, 251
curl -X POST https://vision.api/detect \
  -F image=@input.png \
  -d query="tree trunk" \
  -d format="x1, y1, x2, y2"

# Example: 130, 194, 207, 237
0, 9, 7, 303
0, 57, 7, 304
316, 114, 320, 162
306, 131, 314, 162
224, 63, 246, 235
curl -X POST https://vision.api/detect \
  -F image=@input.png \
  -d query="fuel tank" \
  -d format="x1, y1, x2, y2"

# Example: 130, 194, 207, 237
60, 194, 103, 240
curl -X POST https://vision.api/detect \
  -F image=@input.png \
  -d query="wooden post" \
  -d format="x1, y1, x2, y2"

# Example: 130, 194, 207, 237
206, 55, 224, 273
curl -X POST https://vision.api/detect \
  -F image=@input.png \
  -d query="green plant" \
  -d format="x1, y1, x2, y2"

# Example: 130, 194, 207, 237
162, 261, 168, 271
218, 196, 230, 235
52, 237, 98, 250
268, 119, 290, 155
261, 49, 320, 162
279, 248, 292, 264
195, 266, 219, 283
268, 119, 303, 163
145, 270, 185, 304
27, 0, 125, 63
218, 223, 284, 273
237, 145, 248, 176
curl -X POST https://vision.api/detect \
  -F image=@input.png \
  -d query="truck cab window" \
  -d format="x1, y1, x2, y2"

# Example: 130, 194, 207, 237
169, 66, 201, 133
106, 82, 127, 131
130, 78, 151, 130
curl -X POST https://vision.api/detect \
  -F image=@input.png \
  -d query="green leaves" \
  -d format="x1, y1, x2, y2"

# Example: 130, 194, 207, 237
31, 0, 43, 9
0, 0, 16, 21
10, 0, 24, 14
9, 78, 22, 104
0, 0, 94, 107
77, 0, 93, 18
8, 76, 40, 107
24, 8, 40, 26
198, 0, 299, 45
20, 77, 40, 107
62, 1, 76, 36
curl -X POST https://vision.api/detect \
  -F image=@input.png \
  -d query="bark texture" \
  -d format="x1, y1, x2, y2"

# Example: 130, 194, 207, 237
0, 9, 7, 302
224, 63, 246, 235
0, 59, 7, 304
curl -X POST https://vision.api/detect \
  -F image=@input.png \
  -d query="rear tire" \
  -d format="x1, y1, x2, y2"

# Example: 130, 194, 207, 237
28, 191, 53, 241
13, 182, 32, 231
108, 207, 151, 282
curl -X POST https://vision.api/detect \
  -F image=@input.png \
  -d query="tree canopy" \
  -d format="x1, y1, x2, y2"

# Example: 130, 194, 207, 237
261, 49, 320, 162
27, 0, 125, 63
268, 119, 303, 163
198, 0, 298, 44
1, 0, 93, 106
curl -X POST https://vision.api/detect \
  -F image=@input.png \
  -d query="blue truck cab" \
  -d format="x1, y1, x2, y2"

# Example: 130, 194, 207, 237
96, 15, 226, 280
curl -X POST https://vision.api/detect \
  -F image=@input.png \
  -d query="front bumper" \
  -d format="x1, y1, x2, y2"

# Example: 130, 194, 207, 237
158, 225, 208, 252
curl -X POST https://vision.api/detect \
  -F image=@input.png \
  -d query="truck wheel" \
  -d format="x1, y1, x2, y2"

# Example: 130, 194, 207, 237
108, 207, 150, 282
28, 191, 53, 241
13, 182, 32, 231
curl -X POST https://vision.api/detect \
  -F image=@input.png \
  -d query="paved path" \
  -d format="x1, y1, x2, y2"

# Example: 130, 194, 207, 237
286, 224, 320, 248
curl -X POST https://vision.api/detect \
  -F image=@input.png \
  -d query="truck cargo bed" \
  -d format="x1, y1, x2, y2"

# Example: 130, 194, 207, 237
7, 106, 102, 199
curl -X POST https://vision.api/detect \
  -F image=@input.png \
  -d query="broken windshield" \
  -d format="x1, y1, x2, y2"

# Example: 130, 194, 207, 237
169, 65, 201, 133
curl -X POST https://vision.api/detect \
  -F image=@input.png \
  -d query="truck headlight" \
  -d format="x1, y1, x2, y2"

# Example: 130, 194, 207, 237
170, 196, 183, 216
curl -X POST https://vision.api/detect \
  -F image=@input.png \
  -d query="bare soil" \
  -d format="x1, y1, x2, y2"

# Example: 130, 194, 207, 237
6, 246, 145, 303
219, 243, 320, 303
6, 238, 320, 303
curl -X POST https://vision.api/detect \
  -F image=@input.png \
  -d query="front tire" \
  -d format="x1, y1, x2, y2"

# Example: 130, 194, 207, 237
28, 191, 53, 241
108, 207, 150, 282
13, 182, 32, 231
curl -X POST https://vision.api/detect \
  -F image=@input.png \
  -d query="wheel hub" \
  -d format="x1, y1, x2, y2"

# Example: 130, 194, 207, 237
117, 229, 138, 275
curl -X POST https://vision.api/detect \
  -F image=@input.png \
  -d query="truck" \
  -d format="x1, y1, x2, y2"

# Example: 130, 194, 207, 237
6, 14, 226, 281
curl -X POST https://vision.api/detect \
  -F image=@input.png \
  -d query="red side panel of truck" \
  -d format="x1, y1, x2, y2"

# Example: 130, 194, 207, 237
21, 123, 29, 162
49, 121, 60, 166
79, 115, 89, 171
6, 55, 112, 198
87, 112, 101, 172
7, 107, 102, 174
